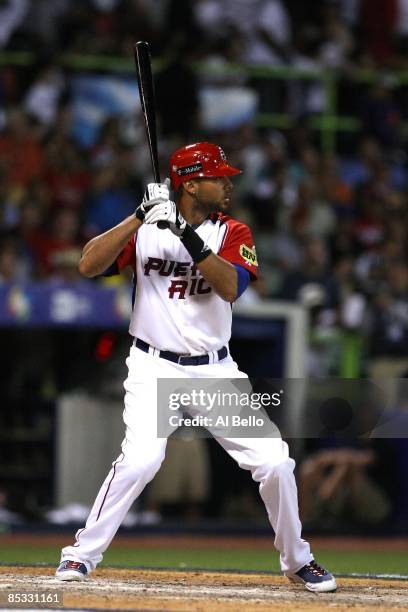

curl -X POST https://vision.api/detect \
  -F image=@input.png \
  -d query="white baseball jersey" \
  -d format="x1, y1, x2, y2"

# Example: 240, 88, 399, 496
111, 213, 258, 355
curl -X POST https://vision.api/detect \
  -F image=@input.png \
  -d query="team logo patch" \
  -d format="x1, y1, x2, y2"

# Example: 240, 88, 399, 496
240, 244, 258, 266
176, 162, 203, 176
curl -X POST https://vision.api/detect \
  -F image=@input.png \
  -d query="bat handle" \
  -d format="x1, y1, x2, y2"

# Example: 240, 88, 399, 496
155, 174, 169, 230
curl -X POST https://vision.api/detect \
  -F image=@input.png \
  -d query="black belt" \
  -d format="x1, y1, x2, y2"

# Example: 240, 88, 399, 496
134, 338, 228, 366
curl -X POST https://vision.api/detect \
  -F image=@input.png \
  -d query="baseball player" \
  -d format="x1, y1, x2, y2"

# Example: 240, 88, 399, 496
55, 142, 336, 592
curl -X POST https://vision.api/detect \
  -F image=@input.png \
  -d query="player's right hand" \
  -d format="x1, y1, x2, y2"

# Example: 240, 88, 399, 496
144, 200, 186, 236
135, 178, 170, 222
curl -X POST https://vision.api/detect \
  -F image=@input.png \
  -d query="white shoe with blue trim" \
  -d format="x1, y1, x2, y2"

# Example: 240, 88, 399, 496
286, 560, 337, 592
55, 560, 88, 581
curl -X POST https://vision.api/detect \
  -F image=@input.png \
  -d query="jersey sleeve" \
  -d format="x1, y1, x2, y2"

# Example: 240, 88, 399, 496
102, 235, 136, 276
218, 220, 258, 279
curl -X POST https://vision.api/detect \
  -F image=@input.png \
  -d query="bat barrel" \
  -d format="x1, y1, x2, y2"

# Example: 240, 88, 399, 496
134, 41, 161, 183
134, 41, 168, 229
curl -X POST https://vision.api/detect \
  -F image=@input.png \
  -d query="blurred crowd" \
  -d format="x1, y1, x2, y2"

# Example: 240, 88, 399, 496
0, 0, 407, 378
2, 0, 408, 69
0, 0, 407, 527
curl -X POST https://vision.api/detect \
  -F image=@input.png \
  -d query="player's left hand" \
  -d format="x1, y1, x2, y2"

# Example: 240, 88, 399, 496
144, 200, 187, 236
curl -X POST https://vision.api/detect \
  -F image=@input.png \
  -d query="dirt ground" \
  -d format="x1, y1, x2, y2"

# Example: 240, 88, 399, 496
1, 566, 407, 611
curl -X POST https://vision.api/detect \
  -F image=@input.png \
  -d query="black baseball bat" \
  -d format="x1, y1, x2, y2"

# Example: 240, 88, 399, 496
134, 41, 168, 229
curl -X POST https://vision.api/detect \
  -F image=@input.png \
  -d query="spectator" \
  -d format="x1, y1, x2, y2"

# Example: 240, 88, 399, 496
291, 178, 337, 239
319, 2, 355, 69
49, 248, 83, 283
320, 154, 354, 217
44, 137, 90, 211
340, 136, 383, 189
0, 487, 23, 525
115, 0, 164, 58
218, 0, 293, 113
189, 0, 292, 66
354, 223, 406, 296
0, 110, 45, 187
20, 0, 71, 53
336, 0, 361, 29
368, 259, 408, 377
243, 132, 295, 229
222, 0, 292, 66
299, 443, 392, 528
14, 193, 47, 278
289, 25, 325, 117
278, 237, 340, 376
333, 256, 367, 329
290, 145, 321, 185
0, 0, 29, 49
24, 65, 66, 128
0, 239, 26, 283
361, 76, 401, 150
84, 164, 136, 237
90, 117, 122, 170
286, 0, 324, 32
354, 195, 386, 253
360, 0, 398, 66
165, 0, 203, 55
394, 0, 408, 66
28, 208, 83, 277
280, 235, 340, 328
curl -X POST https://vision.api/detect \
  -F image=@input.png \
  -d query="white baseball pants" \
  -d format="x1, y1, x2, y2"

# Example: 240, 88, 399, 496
61, 344, 312, 573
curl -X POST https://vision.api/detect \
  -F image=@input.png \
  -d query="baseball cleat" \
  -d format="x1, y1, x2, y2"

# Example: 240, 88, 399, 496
55, 560, 88, 581
286, 560, 337, 593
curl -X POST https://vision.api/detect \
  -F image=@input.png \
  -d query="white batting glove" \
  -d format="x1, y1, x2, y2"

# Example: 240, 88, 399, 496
144, 200, 187, 236
135, 178, 170, 222
143, 178, 170, 206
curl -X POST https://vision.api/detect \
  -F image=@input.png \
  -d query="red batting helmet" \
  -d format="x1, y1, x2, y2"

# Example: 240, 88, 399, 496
170, 142, 241, 190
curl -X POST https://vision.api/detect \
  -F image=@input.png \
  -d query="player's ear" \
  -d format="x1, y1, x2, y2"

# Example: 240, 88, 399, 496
183, 180, 197, 196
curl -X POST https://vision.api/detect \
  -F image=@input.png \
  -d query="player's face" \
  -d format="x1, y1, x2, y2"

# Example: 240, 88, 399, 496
191, 176, 234, 212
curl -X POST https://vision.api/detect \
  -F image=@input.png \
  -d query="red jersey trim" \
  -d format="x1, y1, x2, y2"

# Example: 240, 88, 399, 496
117, 234, 136, 273
217, 215, 258, 279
